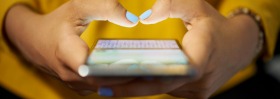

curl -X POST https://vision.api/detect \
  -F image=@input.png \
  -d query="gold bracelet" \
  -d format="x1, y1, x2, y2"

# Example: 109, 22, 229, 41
228, 7, 264, 56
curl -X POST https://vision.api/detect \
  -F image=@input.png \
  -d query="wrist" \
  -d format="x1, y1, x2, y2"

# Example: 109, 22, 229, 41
228, 8, 264, 57
231, 14, 259, 34
222, 14, 260, 67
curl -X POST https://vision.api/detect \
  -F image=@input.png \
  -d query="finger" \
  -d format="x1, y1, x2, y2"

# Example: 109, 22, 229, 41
57, 44, 135, 86
56, 68, 98, 95
140, 0, 170, 24
140, 0, 210, 24
106, 1, 139, 27
68, 0, 138, 28
57, 0, 139, 71
56, 65, 96, 90
97, 77, 187, 97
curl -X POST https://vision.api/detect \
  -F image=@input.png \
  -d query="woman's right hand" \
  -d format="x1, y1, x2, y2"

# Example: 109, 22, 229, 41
4, 0, 138, 95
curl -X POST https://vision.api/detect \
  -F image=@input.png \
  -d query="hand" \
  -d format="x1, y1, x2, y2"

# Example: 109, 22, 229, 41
4, 0, 139, 95
96, 0, 260, 98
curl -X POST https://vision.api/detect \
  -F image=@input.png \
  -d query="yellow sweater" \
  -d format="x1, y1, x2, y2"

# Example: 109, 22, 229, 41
0, 0, 279, 98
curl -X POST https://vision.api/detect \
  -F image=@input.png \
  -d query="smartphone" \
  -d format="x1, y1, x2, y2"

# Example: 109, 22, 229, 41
78, 39, 192, 77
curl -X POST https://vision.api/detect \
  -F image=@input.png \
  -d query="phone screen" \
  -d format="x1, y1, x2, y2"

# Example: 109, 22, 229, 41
78, 39, 191, 77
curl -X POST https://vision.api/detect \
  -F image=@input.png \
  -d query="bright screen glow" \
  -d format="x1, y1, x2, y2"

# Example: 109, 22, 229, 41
85, 40, 190, 76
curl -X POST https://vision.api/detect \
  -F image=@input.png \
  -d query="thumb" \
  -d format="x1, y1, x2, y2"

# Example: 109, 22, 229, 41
139, 0, 170, 24
140, 0, 209, 24
106, 2, 139, 27
67, 0, 139, 28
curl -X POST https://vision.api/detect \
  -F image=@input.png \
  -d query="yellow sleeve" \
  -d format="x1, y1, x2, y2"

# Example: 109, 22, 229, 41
219, 0, 280, 61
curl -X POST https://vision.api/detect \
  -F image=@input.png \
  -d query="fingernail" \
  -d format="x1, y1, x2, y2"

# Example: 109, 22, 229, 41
98, 87, 113, 97
140, 9, 152, 20
126, 11, 139, 23
78, 65, 89, 77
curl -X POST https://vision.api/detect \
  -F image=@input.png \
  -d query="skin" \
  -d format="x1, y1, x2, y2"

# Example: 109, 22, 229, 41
4, 0, 259, 98
5, 0, 137, 95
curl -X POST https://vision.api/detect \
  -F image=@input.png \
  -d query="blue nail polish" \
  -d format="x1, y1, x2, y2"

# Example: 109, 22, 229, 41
140, 9, 152, 20
98, 87, 113, 97
78, 65, 89, 77
126, 11, 139, 23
